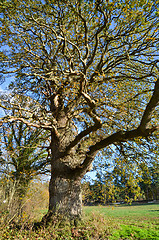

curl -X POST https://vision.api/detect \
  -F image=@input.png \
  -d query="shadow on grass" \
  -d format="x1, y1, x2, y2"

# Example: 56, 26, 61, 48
148, 210, 159, 212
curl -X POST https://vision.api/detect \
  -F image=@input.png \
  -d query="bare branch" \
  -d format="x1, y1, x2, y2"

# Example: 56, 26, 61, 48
86, 9, 108, 70
139, 78, 159, 131
0, 117, 53, 130
71, 5, 89, 63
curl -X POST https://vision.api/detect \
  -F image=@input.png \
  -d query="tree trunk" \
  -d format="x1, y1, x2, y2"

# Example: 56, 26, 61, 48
42, 173, 82, 225
49, 176, 82, 219
41, 111, 84, 225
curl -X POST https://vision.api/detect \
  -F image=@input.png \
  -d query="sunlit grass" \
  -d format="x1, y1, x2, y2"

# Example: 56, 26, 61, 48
84, 203, 159, 239
84, 203, 159, 218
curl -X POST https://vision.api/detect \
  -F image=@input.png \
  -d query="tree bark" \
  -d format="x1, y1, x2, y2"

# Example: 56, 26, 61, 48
42, 171, 82, 226
48, 175, 82, 220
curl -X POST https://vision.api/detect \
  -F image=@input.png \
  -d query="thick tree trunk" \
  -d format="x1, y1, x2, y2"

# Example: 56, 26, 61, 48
49, 176, 82, 220
42, 173, 83, 225
41, 110, 84, 225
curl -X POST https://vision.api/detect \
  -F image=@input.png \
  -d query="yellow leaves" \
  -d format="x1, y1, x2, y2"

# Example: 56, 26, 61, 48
123, 7, 128, 13
145, 37, 156, 42
95, 71, 100, 76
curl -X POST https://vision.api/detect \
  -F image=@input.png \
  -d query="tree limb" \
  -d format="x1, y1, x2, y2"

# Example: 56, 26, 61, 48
74, 125, 158, 177
139, 78, 159, 131
73, 79, 159, 175
0, 117, 53, 131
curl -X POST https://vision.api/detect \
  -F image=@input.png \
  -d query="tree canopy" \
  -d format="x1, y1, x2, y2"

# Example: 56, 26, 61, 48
0, 0, 159, 222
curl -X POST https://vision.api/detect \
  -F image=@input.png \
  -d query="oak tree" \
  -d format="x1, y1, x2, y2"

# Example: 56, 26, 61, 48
0, 0, 159, 223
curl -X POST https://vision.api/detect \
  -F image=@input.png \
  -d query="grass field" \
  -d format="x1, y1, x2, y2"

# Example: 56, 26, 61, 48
0, 203, 159, 239
84, 203, 159, 239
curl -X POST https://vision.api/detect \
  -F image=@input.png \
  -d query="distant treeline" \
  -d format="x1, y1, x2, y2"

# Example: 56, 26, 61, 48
82, 166, 159, 205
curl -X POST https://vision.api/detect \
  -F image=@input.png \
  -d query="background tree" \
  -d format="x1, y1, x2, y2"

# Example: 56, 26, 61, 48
0, 0, 159, 223
0, 95, 48, 218
91, 137, 159, 204
139, 161, 159, 201
83, 151, 159, 205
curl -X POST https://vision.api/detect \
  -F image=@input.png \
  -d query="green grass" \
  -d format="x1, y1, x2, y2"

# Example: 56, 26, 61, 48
84, 203, 159, 239
0, 203, 159, 239
84, 203, 159, 218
